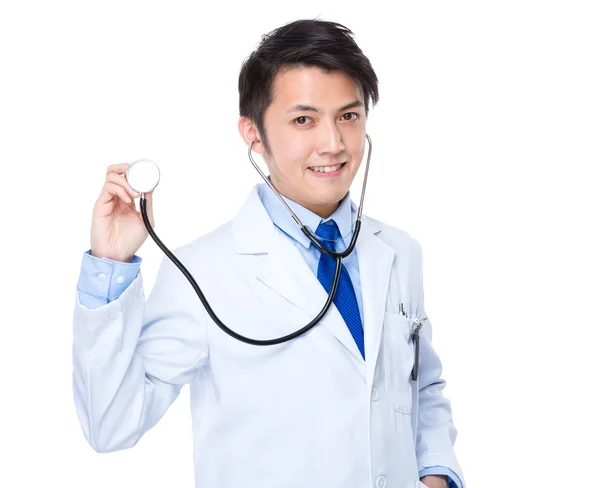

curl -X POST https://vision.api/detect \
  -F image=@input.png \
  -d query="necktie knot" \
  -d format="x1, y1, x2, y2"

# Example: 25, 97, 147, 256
315, 220, 340, 252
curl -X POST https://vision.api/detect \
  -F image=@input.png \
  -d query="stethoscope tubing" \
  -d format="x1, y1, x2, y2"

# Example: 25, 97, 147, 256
138, 134, 372, 346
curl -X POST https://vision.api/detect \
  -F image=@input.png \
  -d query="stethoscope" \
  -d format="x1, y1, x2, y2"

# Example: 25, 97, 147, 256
125, 133, 372, 346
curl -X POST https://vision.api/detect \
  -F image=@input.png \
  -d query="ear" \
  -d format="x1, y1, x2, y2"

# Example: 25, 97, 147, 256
238, 116, 266, 154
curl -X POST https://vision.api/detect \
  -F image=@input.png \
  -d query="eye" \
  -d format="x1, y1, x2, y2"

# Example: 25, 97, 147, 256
294, 116, 312, 126
341, 112, 359, 121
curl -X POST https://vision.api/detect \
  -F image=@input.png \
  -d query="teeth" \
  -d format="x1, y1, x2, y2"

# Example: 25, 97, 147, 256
310, 164, 343, 173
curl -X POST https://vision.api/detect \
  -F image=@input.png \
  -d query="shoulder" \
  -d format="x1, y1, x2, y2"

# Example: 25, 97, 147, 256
362, 214, 423, 259
168, 220, 236, 262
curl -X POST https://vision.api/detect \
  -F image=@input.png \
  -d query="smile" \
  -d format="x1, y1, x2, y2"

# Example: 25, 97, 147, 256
308, 162, 346, 174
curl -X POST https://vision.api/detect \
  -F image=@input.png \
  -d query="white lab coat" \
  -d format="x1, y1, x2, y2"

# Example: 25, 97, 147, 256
72, 185, 465, 488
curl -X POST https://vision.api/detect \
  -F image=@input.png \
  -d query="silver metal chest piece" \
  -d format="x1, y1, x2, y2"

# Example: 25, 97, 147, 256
126, 159, 160, 194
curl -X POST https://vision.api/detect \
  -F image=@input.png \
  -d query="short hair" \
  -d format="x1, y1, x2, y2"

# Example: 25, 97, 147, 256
238, 18, 379, 153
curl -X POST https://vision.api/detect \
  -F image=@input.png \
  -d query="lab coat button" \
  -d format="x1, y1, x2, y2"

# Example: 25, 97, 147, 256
116, 276, 124, 284
376, 475, 387, 488
97, 273, 106, 282
371, 386, 379, 401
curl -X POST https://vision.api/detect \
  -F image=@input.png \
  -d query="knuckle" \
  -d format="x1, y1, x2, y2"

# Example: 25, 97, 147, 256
106, 163, 127, 176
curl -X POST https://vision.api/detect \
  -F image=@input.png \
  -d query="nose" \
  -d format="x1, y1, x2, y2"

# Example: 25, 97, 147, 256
316, 121, 345, 156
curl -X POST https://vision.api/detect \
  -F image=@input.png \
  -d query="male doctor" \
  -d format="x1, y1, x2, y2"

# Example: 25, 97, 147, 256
73, 19, 465, 488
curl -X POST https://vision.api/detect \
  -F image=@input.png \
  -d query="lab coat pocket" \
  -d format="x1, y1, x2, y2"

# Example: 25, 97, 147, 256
382, 312, 415, 414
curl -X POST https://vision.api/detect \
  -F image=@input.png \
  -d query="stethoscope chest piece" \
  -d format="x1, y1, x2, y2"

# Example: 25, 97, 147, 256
126, 159, 161, 194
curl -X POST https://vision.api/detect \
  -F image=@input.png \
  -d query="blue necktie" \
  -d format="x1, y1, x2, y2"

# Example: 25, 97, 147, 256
315, 220, 365, 360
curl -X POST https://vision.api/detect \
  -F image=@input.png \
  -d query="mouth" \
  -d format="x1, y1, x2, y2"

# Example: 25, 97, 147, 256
307, 162, 347, 177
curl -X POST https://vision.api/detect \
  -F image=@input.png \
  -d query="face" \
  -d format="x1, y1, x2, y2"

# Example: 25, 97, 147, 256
239, 66, 367, 218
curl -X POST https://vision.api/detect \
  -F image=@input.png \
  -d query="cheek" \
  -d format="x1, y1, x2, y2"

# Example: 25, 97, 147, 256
269, 129, 306, 161
286, 136, 312, 161
281, 147, 313, 174
350, 141, 366, 165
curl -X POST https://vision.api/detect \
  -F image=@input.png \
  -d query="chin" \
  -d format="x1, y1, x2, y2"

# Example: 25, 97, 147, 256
314, 190, 348, 205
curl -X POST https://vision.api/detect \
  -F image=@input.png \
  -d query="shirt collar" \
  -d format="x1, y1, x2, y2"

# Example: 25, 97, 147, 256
257, 177, 355, 249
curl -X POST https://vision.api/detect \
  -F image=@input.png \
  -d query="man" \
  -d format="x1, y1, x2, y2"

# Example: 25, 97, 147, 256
73, 19, 465, 488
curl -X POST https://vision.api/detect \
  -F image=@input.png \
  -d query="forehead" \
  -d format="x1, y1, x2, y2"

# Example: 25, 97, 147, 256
269, 66, 364, 110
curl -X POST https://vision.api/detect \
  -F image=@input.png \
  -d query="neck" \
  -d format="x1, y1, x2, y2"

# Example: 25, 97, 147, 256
306, 201, 342, 219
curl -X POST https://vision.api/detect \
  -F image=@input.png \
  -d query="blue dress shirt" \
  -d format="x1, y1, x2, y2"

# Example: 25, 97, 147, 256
76, 182, 461, 488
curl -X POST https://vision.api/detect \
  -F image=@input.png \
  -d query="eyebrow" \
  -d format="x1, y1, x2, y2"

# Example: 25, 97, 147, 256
286, 100, 364, 114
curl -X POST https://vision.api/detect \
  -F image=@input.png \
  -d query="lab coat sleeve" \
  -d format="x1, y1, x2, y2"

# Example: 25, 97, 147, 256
72, 248, 209, 453
413, 240, 466, 487
419, 466, 462, 488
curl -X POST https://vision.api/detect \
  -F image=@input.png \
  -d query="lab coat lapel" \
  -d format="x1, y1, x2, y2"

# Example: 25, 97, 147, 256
355, 217, 395, 389
258, 230, 367, 371
232, 186, 394, 380
232, 186, 363, 372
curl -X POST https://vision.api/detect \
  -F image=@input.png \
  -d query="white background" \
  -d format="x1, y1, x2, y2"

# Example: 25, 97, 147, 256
1, 1, 598, 486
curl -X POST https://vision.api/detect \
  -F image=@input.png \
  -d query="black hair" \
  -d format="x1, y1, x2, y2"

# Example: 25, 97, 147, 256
238, 18, 379, 154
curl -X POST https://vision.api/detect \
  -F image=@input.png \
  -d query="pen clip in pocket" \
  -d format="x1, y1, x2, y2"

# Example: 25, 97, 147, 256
410, 315, 427, 381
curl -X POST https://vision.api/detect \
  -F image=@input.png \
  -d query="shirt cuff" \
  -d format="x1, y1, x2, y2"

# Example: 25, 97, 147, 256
77, 249, 142, 303
419, 466, 462, 488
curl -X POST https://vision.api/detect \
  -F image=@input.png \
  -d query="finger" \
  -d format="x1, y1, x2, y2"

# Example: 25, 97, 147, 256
106, 163, 130, 177
100, 182, 133, 205
107, 172, 140, 200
